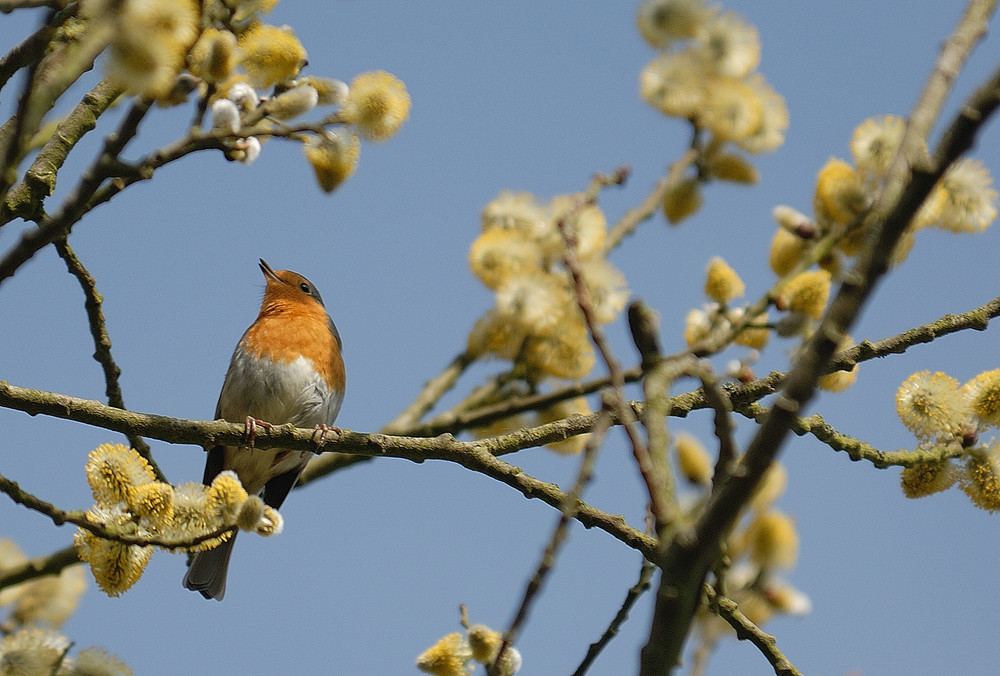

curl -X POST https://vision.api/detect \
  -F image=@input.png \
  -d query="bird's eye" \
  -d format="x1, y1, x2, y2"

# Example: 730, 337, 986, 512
299, 282, 311, 294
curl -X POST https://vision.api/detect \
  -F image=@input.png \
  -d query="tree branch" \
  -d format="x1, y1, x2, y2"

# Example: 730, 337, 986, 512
738, 401, 967, 469
3, 79, 122, 224
491, 410, 611, 676
639, 1, 999, 671
0, 97, 150, 285
571, 559, 656, 676
704, 585, 803, 676
0, 545, 79, 592
0, 380, 656, 559
54, 238, 163, 481
0, 470, 235, 550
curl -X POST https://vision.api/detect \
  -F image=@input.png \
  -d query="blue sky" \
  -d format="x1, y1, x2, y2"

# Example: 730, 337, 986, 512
2, 1, 1000, 674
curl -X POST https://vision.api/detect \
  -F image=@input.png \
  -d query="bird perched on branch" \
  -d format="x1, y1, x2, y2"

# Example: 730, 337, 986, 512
183, 259, 345, 600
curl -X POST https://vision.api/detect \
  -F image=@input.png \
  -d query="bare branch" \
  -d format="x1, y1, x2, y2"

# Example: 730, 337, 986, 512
0, 98, 150, 285
0, 381, 656, 559
54, 238, 163, 481
571, 559, 656, 676
0, 545, 79, 592
704, 586, 803, 676
491, 411, 611, 676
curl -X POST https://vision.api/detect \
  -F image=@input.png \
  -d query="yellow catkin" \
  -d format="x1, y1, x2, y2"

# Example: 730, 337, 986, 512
85, 444, 155, 506
900, 459, 958, 498
768, 227, 809, 277
415, 633, 471, 676
128, 482, 174, 528
780, 269, 831, 319
675, 432, 713, 485
662, 177, 703, 224
74, 529, 151, 597
522, 320, 595, 379
746, 510, 799, 569
303, 132, 360, 194
818, 364, 858, 392
961, 453, 1000, 512
896, 370, 971, 442
468, 228, 544, 290
239, 24, 307, 88
465, 624, 502, 664
706, 152, 759, 184
813, 158, 867, 226
733, 310, 770, 350
963, 368, 1000, 429
188, 28, 238, 83
704, 256, 745, 303
341, 70, 412, 142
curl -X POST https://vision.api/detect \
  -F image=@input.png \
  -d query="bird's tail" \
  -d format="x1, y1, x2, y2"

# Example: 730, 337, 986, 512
183, 533, 238, 601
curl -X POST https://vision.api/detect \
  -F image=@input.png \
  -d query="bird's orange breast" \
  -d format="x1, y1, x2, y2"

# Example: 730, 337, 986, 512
240, 302, 345, 395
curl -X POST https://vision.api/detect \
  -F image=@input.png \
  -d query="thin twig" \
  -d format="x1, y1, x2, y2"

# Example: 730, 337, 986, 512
382, 351, 478, 435
571, 559, 657, 676
704, 586, 803, 676
0, 7, 51, 202
559, 197, 673, 533
54, 238, 163, 481
490, 411, 612, 676
604, 147, 699, 251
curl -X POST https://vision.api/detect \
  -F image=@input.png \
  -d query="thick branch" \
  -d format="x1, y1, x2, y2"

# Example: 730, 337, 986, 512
3, 79, 122, 224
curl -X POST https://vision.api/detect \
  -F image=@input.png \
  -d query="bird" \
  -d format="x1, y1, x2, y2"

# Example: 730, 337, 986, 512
183, 259, 345, 600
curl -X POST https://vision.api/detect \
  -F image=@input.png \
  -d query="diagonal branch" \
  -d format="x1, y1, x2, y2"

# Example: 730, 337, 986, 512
3, 79, 122, 224
54, 238, 163, 481
490, 410, 611, 676
571, 558, 656, 676
0, 97, 150, 285
704, 585, 803, 676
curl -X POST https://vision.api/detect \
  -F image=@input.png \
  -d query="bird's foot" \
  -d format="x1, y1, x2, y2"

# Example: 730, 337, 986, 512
243, 416, 273, 448
311, 423, 342, 450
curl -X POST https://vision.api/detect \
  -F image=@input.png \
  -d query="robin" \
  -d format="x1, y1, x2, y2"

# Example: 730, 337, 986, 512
183, 259, 346, 600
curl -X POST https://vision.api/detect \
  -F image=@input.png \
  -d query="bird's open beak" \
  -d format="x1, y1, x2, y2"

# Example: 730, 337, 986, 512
258, 258, 282, 283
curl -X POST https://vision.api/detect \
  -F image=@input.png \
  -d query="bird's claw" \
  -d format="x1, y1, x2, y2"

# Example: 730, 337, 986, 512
311, 423, 342, 449
243, 416, 273, 448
